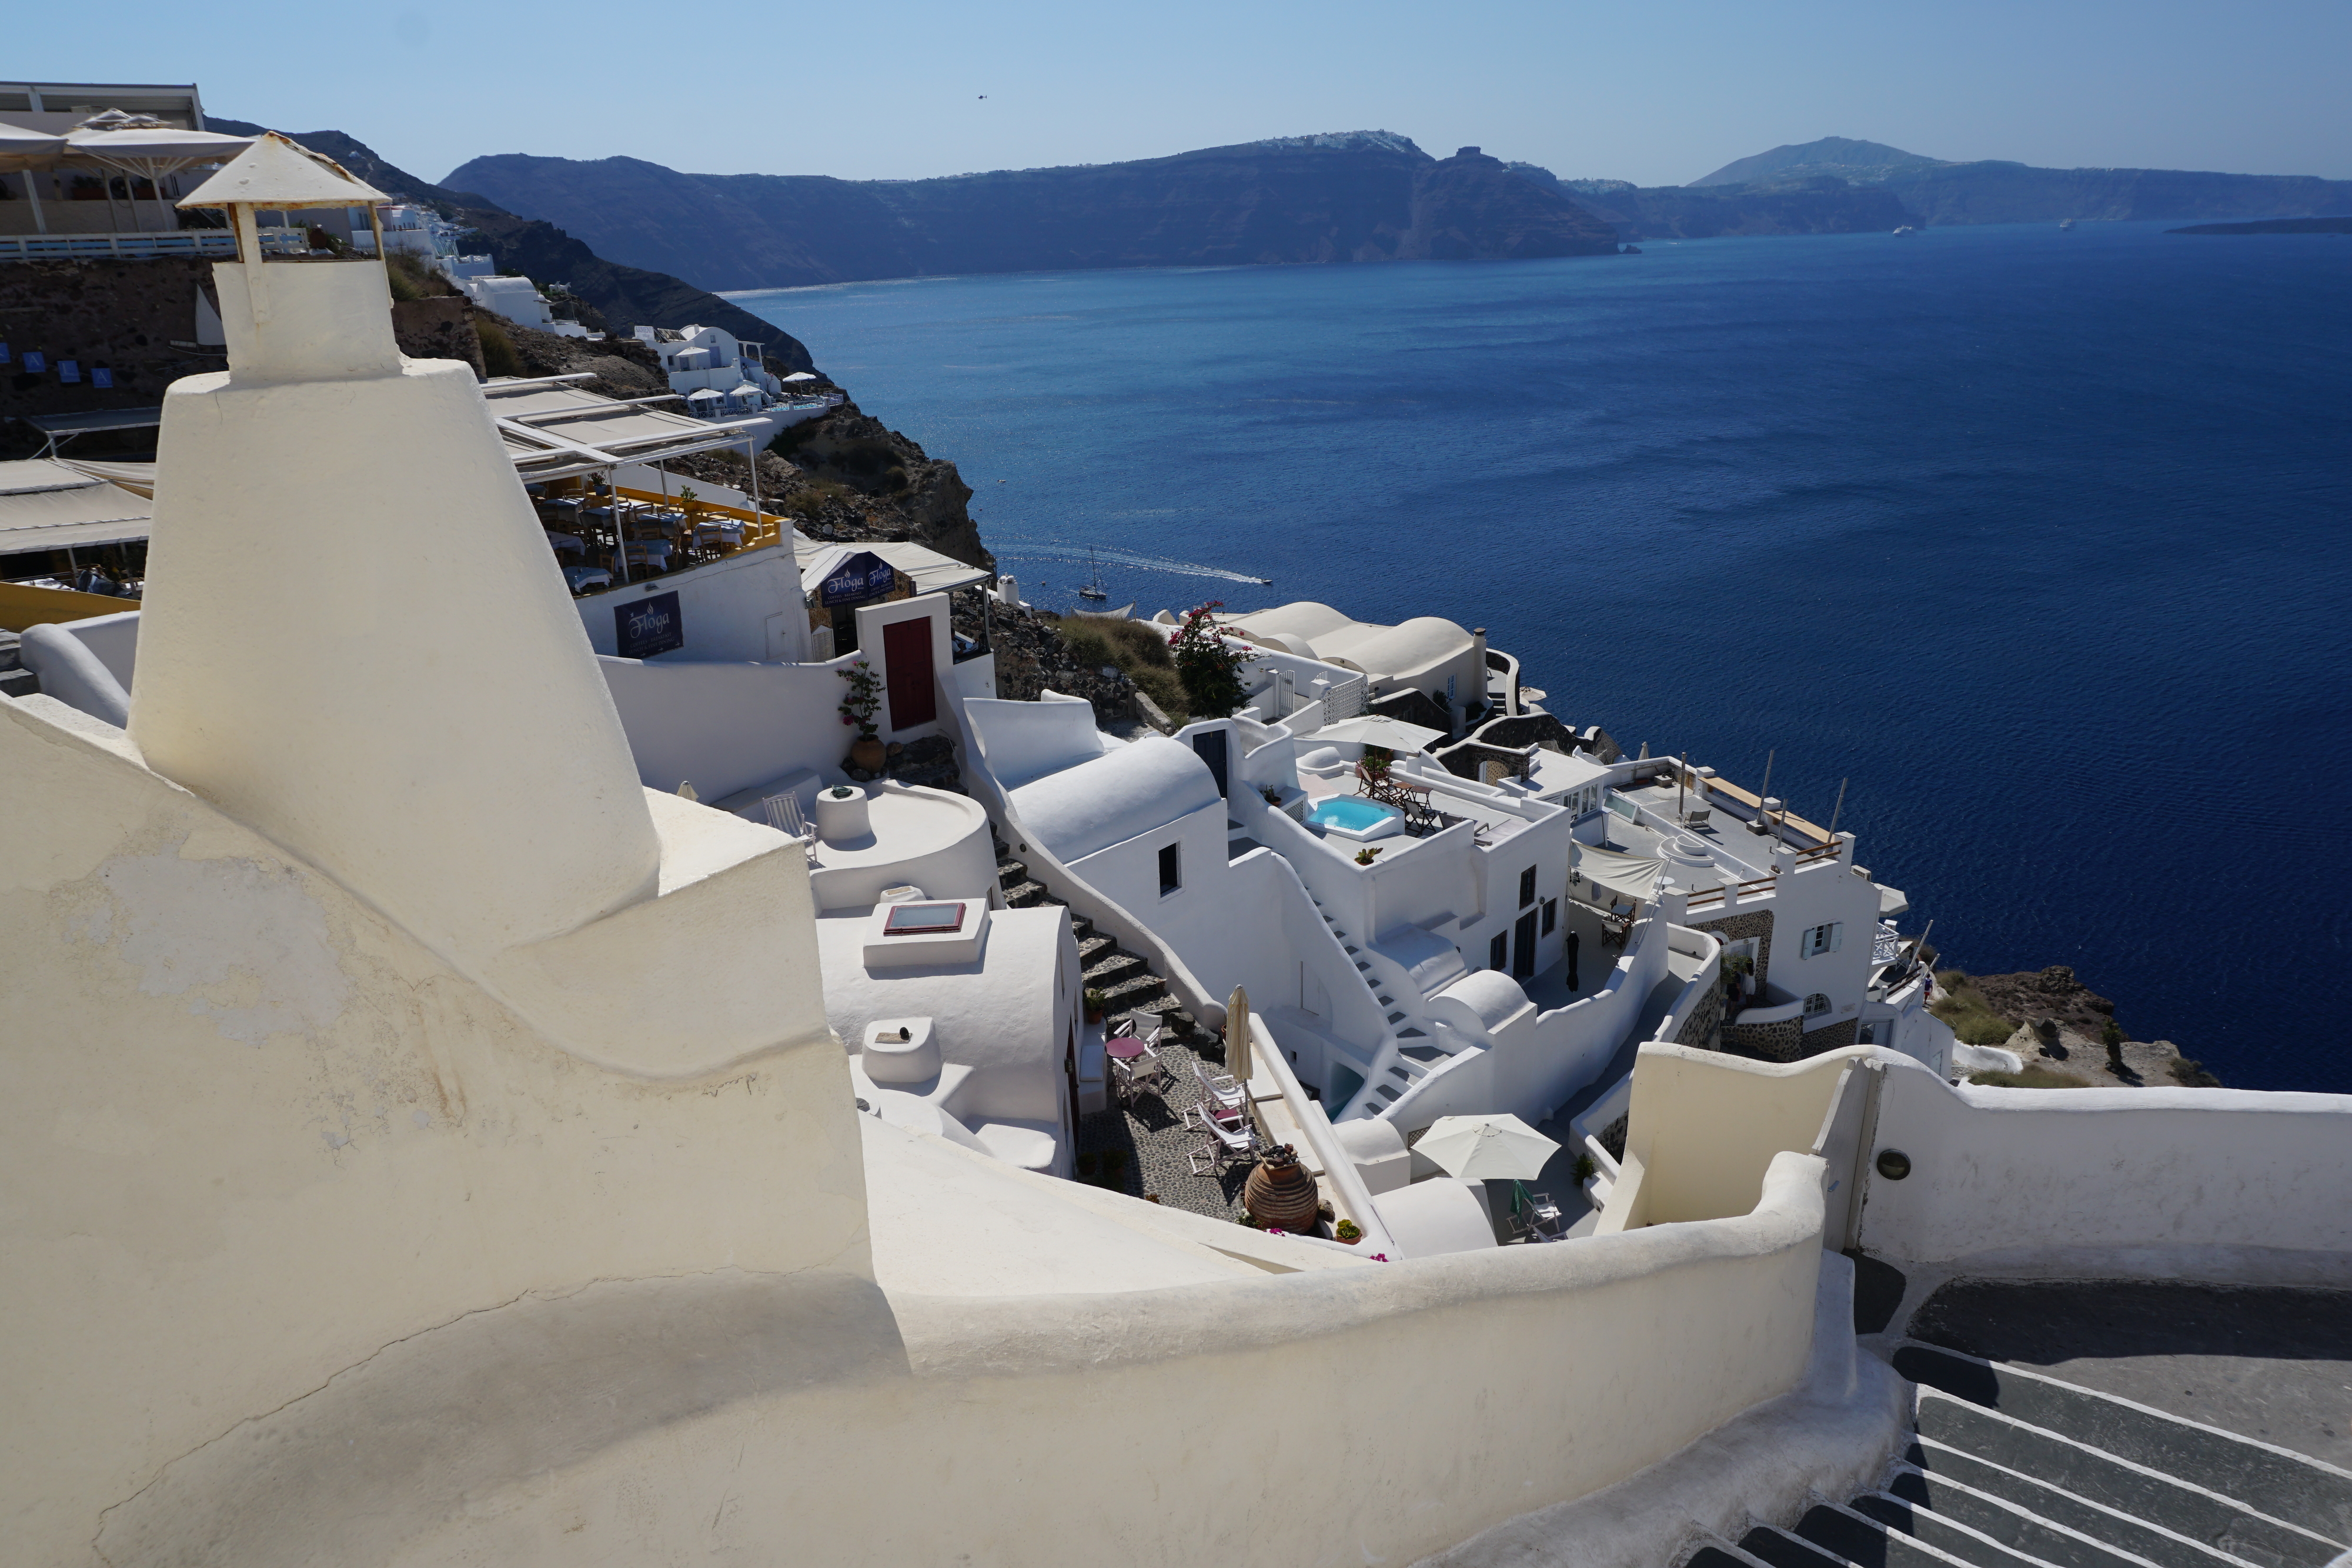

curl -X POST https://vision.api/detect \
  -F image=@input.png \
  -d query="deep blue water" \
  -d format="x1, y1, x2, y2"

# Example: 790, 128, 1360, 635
737, 223, 2352, 1092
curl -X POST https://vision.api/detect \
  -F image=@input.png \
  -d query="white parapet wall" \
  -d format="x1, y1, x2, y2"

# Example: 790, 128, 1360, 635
1857, 1071, 2352, 1281
1600, 1042, 2352, 1286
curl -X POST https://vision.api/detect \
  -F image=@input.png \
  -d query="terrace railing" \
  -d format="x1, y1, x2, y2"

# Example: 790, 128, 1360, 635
0, 231, 239, 263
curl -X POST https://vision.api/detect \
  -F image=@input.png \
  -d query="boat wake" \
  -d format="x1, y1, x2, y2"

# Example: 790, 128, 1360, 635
1009, 542, 1271, 585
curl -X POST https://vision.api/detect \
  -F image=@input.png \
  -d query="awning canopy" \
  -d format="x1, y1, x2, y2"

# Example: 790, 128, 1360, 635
1573, 843, 1665, 902
482, 376, 771, 484
793, 534, 991, 600
0, 459, 153, 554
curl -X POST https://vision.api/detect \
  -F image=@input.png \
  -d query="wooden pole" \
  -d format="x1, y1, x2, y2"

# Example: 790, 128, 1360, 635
1829, 777, 1849, 837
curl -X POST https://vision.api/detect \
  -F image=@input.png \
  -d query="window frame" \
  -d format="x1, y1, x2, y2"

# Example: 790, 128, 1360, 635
1489, 931, 1509, 971
1157, 841, 1182, 898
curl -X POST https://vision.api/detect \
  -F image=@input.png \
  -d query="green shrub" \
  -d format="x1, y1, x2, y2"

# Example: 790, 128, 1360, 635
1931, 969, 2016, 1046
475, 318, 522, 377
1040, 613, 1188, 721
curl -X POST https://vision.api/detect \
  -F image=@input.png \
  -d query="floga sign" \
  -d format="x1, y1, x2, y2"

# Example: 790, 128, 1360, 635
820, 551, 896, 607
616, 590, 684, 658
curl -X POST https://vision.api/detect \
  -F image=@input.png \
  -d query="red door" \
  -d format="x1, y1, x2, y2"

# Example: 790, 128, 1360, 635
883, 617, 936, 731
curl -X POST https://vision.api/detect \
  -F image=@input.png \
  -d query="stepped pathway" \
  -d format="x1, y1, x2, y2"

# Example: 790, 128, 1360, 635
1684, 1300, 2352, 1568
995, 840, 1259, 1221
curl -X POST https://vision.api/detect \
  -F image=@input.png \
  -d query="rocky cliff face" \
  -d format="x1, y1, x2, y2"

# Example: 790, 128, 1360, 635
445, 133, 1621, 292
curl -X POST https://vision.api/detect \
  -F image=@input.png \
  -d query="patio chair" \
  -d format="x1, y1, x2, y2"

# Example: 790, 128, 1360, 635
1192, 1058, 1245, 1113
1516, 1188, 1565, 1243
1187, 1105, 1257, 1176
761, 793, 819, 864
1111, 1050, 1167, 1107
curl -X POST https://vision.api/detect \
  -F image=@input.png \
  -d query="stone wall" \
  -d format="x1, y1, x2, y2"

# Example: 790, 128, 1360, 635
1692, 909, 1774, 994
0, 259, 223, 433
1673, 977, 1725, 1052
1800, 1018, 1859, 1055
1721, 1014, 1803, 1062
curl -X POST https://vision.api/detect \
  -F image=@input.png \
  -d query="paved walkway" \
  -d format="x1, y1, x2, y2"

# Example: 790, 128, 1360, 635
1074, 1031, 1255, 1222
1909, 1277, 2352, 1470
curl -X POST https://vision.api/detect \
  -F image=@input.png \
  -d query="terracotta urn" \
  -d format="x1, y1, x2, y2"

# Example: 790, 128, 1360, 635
1245, 1144, 1319, 1233
850, 736, 886, 773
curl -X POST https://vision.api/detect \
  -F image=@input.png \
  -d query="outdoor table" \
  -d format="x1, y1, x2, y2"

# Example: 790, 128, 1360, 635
1104, 1035, 1150, 1064
544, 531, 586, 556
563, 565, 611, 593
623, 541, 674, 569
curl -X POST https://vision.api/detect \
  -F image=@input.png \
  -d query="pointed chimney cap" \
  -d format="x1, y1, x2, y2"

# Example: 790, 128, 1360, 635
178, 132, 389, 210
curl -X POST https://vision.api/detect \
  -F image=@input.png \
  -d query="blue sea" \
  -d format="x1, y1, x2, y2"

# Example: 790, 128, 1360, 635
737, 222, 2352, 1092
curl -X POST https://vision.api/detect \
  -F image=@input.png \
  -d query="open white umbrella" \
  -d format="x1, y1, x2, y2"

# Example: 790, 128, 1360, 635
1415, 1114, 1559, 1181
64, 112, 252, 234
0, 123, 70, 235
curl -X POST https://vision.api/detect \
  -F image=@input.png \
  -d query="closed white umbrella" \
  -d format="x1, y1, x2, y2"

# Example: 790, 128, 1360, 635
1415, 1114, 1559, 1181
1225, 984, 1252, 1083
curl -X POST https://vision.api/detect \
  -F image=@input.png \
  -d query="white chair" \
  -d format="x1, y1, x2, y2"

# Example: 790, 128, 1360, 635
1187, 1104, 1257, 1176
762, 793, 819, 864
1192, 1058, 1245, 1113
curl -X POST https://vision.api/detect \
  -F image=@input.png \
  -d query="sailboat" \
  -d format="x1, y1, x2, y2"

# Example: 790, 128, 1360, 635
1078, 546, 1108, 601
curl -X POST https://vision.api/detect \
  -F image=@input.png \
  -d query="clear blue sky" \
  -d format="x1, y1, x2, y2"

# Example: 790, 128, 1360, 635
18, 0, 2351, 188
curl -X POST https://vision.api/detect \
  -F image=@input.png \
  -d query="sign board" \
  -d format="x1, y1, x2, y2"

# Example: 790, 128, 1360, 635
820, 550, 896, 607
615, 589, 684, 659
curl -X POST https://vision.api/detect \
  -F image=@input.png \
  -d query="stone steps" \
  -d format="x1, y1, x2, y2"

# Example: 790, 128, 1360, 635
1687, 1340, 2349, 1568
995, 843, 1186, 1036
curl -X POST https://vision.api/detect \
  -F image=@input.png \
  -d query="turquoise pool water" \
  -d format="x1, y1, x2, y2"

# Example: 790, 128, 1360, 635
1308, 798, 1402, 834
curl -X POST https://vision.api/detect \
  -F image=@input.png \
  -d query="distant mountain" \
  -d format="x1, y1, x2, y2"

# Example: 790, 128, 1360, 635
208, 118, 813, 370
1875, 162, 2352, 226
2170, 216, 2352, 235
1681, 135, 2352, 228
1507, 163, 1907, 239
1692, 138, 1944, 188
444, 135, 1621, 293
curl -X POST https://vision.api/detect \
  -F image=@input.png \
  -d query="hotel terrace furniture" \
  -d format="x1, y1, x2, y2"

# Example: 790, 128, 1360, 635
1187, 1102, 1258, 1176
1194, 1059, 1247, 1115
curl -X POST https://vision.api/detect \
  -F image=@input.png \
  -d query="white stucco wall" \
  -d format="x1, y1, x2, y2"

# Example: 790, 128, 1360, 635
576, 545, 808, 663
1857, 1069, 2352, 1275
600, 651, 867, 800
88, 1141, 1830, 1567
130, 268, 662, 963
1, 693, 862, 1568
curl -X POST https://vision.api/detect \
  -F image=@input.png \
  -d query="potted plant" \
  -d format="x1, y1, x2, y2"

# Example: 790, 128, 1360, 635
1354, 845, 1382, 866
1361, 743, 1394, 779
838, 659, 886, 773
1333, 1219, 1362, 1245
1083, 988, 1106, 1025
1259, 785, 1282, 806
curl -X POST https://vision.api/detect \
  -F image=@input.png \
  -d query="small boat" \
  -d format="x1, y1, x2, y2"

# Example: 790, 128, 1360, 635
1892, 225, 1918, 237
2059, 219, 2076, 230
1078, 546, 1108, 601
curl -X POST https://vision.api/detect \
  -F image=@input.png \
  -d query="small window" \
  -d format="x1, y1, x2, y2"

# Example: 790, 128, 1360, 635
1541, 898, 1558, 935
1802, 922, 1843, 958
1518, 866, 1538, 908
1158, 842, 1182, 897
1489, 931, 1509, 971
1804, 992, 1833, 1018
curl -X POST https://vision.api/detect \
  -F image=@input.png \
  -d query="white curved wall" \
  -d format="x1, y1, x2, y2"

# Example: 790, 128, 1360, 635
1, 696, 856, 1568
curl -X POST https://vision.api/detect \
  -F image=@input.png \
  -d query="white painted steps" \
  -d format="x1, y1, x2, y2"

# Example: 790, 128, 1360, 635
1682, 1340, 2348, 1568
